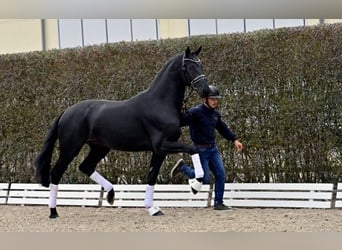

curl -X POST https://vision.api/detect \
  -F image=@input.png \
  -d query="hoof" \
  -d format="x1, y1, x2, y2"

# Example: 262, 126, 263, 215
152, 210, 164, 216
41, 181, 50, 188
40, 179, 50, 188
191, 187, 198, 195
107, 189, 115, 205
49, 208, 59, 219
148, 206, 164, 216
189, 178, 202, 194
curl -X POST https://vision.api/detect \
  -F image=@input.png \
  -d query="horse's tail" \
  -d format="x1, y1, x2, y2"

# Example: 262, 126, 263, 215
34, 112, 63, 187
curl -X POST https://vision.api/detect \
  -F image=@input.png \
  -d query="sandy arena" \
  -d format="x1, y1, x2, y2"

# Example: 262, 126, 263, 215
1, 205, 342, 232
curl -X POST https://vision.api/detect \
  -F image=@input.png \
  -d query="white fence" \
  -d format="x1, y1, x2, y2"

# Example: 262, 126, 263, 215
0, 182, 341, 209
217, 183, 334, 209
333, 183, 342, 208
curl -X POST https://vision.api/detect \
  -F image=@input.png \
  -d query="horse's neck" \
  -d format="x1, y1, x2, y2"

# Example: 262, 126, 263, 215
147, 56, 185, 108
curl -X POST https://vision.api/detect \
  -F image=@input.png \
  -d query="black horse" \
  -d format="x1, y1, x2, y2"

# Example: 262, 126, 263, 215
35, 46, 209, 218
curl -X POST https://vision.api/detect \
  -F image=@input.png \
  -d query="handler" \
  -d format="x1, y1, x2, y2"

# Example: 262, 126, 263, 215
171, 85, 243, 210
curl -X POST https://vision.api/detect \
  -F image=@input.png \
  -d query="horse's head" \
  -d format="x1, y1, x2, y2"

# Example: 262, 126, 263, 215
182, 46, 210, 98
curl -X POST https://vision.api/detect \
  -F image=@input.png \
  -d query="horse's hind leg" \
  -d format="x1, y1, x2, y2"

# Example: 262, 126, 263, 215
145, 153, 166, 216
49, 152, 78, 218
78, 144, 113, 204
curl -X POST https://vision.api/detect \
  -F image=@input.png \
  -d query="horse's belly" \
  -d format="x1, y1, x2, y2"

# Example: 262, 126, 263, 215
89, 104, 153, 151
91, 126, 152, 151
107, 138, 152, 151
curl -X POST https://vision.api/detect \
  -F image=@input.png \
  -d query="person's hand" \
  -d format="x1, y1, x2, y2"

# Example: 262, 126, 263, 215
181, 102, 187, 111
234, 140, 243, 152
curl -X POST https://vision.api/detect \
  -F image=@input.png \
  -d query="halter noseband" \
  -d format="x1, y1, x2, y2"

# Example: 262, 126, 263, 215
190, 74, 206, 86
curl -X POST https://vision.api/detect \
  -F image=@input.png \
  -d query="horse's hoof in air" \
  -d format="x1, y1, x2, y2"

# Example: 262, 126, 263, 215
148, 206, 164, 216
191, 187, 198, 195
49, 208, 59, 219
41, 181, 50, 188
107, 189, 115, 205
188, 178, 202, 194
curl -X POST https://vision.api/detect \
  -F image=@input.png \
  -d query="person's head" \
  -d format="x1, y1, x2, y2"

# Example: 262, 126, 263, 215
204, 85, 221, 109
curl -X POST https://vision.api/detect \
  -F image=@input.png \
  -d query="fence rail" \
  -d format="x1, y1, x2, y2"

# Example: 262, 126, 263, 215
1, 183, 341, 209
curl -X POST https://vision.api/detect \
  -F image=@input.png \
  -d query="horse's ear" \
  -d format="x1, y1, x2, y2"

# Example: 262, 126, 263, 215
194, 46, 202, 56
185, 47, 191, 57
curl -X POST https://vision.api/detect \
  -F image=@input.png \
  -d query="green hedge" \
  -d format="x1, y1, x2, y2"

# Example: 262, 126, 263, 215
0, 23, 341, 184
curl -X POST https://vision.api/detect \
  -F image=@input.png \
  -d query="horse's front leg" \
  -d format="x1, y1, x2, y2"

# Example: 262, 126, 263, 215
161, 141, 204, 194
144, 153, 166, 216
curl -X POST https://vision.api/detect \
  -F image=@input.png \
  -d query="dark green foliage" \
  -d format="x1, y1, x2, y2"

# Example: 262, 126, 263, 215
0, 24, 341, 184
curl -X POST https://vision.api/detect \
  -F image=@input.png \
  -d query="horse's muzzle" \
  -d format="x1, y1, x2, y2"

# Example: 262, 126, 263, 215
197, 79, 210, 98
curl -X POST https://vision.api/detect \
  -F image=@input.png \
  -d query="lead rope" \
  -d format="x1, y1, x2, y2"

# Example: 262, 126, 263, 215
182, 73, 206, 110
181, 87, 195, 111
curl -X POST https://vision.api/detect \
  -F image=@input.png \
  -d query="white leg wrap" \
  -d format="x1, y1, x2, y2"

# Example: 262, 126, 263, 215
189, 178, 202, 194
191, 153, 204, 178
49, 184, 58, 208
144, 184, 154, 208
90, 171, 113, 191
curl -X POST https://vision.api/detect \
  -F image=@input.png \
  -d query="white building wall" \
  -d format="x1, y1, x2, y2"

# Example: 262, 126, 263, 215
0, 19, 341, 54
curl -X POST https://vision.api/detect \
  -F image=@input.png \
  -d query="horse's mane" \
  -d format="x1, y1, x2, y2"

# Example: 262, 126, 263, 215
151, 52, 183, 83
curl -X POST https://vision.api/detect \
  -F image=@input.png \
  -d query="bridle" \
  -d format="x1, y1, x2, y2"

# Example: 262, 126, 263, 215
181, 54, 207, 105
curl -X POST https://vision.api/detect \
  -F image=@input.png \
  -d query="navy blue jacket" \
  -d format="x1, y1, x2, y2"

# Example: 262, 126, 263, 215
180, 103, 236, 145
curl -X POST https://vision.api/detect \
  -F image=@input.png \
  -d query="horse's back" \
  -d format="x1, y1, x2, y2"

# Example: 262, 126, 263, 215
59, 99, 110, 125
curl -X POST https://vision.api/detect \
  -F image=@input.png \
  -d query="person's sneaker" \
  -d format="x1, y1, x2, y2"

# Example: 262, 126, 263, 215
170, 159, 185, 178
213, 203, 232, 211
